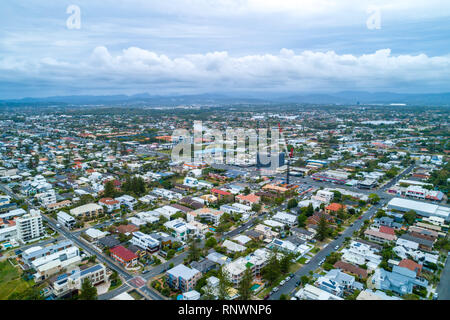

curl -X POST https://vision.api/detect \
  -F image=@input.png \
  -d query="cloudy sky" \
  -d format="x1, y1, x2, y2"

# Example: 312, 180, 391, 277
1, 0, 450, 98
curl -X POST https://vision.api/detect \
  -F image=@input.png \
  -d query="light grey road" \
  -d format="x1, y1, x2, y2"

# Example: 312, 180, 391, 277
437, 255, 450, 300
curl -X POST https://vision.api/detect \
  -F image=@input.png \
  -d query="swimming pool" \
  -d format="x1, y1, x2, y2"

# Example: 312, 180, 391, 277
250, 284, 261, 291
2, 243, 12, 249
209, 227, 216, 232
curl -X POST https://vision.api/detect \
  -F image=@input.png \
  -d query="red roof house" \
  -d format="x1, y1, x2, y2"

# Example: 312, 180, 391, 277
110, 246, 138, 267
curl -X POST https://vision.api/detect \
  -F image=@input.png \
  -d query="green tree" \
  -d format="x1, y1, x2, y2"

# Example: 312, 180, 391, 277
205, 237, 217, 248
297, 214, 307, 228
217, 267, 232, 300
368, 193, 380, 204
103, 180, 116, 198
262, 252, 281, 285
187, 238, 202, 262
287, 198, 298, 209
238, 267, 253, 300
403, 210, 417, 225
316, 216, 329, 241
251, 203, 262, 213
79, 278, 98, 300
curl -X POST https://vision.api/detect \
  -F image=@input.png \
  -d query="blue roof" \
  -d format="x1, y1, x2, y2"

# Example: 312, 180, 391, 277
80, 264, 103, 277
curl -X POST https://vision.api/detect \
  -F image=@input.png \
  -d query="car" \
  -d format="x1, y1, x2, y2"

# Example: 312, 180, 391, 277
264, 295, 270, 300
273, 287, 279, 292
142, 270, 150, 274
350, 223, 354, 227
285, 276, 291, 281
290, 273, 295, 277
280, 280, 286, 286
334, 245, 340, 250
358, 216, 363, 220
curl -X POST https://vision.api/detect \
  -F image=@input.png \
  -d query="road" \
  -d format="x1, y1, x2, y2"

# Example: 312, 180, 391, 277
268, 164, 416, 300
269, 201, 384, 300
437, 254, 450, 300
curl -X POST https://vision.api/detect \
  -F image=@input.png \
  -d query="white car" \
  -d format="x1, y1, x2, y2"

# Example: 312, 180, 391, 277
280, 280, 286, 286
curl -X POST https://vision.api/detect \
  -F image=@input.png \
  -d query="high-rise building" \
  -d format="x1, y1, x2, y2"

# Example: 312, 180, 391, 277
16, 209, 44, 243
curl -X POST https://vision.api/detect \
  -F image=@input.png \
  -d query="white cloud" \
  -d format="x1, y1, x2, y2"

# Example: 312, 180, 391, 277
1, 46, 450, 94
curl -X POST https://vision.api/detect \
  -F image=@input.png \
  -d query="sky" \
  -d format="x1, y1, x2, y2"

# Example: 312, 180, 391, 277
0, 0, 450, 99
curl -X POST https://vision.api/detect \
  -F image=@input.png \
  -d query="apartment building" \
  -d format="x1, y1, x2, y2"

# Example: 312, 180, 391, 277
57, 211, 76, 229
70, 203, 103, 218
187, 208, 224, 226
166, 264, 202, 293
16, 209, 44, 243
51, 264, 107, 297
223, 249, 271, 285
130, 231, 160, 253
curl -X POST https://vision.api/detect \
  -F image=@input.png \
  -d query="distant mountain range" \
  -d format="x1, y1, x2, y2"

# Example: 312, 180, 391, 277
2, 91, 450, 106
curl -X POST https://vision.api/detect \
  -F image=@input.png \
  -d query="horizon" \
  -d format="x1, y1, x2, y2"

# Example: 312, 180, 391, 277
1, 1, 450, 99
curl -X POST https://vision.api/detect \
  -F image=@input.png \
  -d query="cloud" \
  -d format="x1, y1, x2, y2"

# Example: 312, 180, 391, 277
1, 46, 450, 96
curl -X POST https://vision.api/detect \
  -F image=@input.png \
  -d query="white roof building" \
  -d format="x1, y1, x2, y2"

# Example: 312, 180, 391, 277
387, 198, 450, 222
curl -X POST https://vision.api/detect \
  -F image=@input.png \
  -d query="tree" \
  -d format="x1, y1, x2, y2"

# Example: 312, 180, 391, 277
238, 267, 253, 300
297, 214, 307, 228
103, 180, 116, 198
316, 216, 329, 241
79, 278, 98, 300
375, 209, 386, 219
280, 253, 293, 274
403, 210, 417, 225
287, 198, 298, 210
368, 193, 380, 204
332, 191, 342, 202
187, 238, 202, 262
262, 252, 281, 285
205, 237, 217, 248
251, 203, 262, 213
217, 267, 232, 300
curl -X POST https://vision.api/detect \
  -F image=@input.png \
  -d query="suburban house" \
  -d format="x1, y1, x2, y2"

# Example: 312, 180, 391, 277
371, 265, 428, 296
364, 229, 397, 244
98, 198, 120, 213
109, 245, 138, 267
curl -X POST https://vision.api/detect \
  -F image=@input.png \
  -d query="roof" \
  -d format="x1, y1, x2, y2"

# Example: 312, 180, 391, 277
398, 259, 422, 276
334, 261, 368, 278
400, 234, 434, 247
236, 194, 260, 203
99, 198, 120, 205
379, 226, 396, 236
167, 264, 200, 280
211, 188, 232, 196
365, 229, 397, 241
98, 236, 120, 248
110, 245, 138, 261
326, 203, 346, 212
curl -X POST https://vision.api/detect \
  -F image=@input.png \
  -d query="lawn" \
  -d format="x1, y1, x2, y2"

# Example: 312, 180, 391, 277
0, 260, 34, 300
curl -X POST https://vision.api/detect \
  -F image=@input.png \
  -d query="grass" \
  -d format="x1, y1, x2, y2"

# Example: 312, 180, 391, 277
129, 289, 144, 300
0, 260, 34, 300
298, 257, 308, 264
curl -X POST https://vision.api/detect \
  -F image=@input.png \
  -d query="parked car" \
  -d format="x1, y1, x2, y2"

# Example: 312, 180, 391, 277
264, 295, 270, 300
334, 245, 340, 250
273, 287, 279, 292
280, 280, 286, 286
